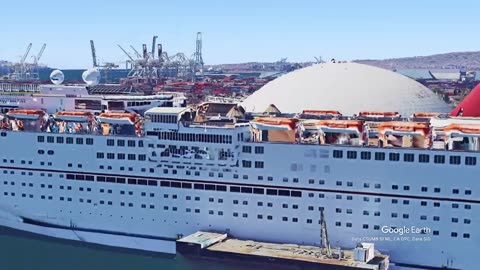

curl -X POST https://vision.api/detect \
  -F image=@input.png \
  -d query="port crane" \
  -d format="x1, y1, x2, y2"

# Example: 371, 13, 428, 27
90, 40, 98, 68
9, 43, 47, 81
130, 45, 142, 59
90, 40, 119, 83
33, 44, 46, 65
20, 43, 32, 66
117, 33, 205, 83
314, 56, 324, 64
151, 36, 158, 59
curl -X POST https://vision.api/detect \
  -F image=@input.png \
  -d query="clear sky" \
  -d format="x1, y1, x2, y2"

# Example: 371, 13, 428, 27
1, 0, 479, 69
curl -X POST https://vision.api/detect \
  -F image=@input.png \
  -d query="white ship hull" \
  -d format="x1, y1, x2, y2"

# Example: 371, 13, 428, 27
0, 115, 477, 269
0, 208, 176, 254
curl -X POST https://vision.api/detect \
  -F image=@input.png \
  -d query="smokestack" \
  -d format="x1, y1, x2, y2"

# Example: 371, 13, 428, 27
142, 44, 148, 59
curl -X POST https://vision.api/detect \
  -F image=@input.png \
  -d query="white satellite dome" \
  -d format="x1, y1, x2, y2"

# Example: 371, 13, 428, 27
49, 70, 64, 85
241, 62, 453, 116
82, 68, 101, 86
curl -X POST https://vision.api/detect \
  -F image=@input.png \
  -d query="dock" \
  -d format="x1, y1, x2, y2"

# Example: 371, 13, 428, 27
177, 231, 389, 270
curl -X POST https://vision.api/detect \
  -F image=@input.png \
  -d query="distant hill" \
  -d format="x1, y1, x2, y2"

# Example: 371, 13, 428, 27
355, 51, 480, 70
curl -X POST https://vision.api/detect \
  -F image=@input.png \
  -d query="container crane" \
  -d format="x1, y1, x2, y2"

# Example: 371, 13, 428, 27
90, 40, 98, 67
130, 45, 142, 59
20, 43, 32, 65
151, 35, 158, 58
34, 43, 47, 64
142, 44, 148, 59
118, 45, 135, 63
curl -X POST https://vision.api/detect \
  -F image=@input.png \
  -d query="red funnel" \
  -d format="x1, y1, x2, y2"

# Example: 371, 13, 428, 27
450, 83, 480, 117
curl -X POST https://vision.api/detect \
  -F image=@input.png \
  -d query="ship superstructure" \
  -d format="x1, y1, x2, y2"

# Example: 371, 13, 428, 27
0, 83, 186, 114
0, 106, 477, 270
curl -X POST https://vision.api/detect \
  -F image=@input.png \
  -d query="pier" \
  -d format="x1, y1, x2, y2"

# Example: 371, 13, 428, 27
177, 231, 389, 270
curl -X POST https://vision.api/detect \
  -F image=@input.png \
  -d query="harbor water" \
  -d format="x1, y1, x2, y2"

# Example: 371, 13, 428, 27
0, 233, 276, 270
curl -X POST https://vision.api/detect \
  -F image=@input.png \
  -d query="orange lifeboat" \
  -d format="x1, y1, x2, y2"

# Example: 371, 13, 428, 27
378, 121, 430, 134
302, 110, 342, 116
252, 117, 299, 130
6, 109, 45, 120
55, 111, 93, 122
412, 112, 442, 118
443, 123, 480, 135
314, 120, 364, 129
56, 111, 92, 117
98, 112, 137, 125
359, 111, 400, 118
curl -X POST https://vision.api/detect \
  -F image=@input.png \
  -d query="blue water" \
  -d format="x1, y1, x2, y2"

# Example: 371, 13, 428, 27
0, 233, 271, 270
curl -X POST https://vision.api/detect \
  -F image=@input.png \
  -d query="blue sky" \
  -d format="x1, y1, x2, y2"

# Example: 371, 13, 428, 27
1, 0, 479, 68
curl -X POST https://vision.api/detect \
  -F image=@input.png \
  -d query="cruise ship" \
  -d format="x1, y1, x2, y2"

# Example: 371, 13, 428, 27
0, 105, 477, 269
0, 63, 477, 270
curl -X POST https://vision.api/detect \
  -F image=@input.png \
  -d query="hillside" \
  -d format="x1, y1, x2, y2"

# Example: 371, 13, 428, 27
355, 51, 480, 70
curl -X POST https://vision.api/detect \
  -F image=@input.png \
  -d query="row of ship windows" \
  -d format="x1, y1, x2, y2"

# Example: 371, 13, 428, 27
106, 139, 143, 148
0, 191, 472, 239
2, 155, 469, 197
146, 131, 233, 144
97, 152, 147, 161
3, 182, 474, 225
265, 176, 472, 196
64, 173, 303, 198
332, 150, 476, 165
150, 114, 177, 124
37, 136, 94, 145
0, 155, 471, 198
2, 179, 473, 210
241, 160, 264, 168
3, 156, 472, 195
242, 146, 264, 154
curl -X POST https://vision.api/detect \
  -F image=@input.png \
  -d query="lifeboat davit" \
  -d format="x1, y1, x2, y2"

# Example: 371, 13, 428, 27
6, 109, 45, 120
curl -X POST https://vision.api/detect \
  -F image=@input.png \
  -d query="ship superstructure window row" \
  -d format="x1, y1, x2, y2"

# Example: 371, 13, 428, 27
151, 114, 177, 123
153, 131, 233, 144
330, 149, 477, 166
63, 173, 303, 198
37, 135, 94, 145
2, 184, 475, 235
